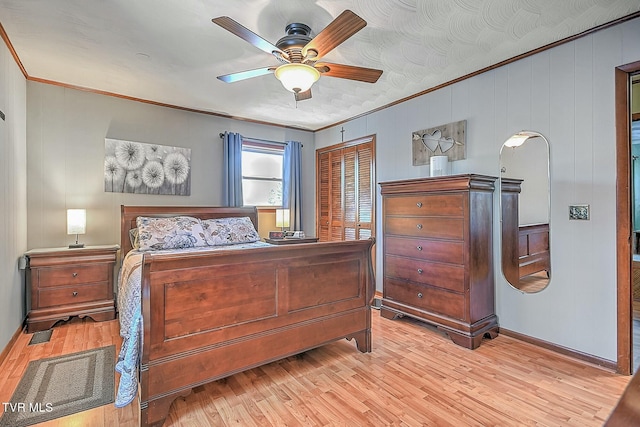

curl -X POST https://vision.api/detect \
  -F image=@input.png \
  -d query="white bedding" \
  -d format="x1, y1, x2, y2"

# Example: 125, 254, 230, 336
114, 241, 273, 407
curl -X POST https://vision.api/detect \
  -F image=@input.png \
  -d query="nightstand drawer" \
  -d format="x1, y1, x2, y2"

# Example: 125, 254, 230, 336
38, 282, 110, 308
37, 264, 109, 287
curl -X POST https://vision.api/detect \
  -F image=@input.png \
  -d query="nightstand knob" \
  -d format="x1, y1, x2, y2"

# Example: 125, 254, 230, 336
416, 224, 423, 230
72, 291, 78, 297
417, 292, 423, 298
417, 268, 423, 274
416, 202, 423, 208
72, 272, 78, 278
417, 246, 422, 251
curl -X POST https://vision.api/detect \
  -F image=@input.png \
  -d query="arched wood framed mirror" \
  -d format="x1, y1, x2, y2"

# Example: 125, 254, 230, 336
500, 131, 551, 293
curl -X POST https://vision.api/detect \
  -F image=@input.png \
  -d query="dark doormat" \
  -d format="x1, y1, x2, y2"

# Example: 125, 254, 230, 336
0, 345, 115, 426
28, 329, 53, 345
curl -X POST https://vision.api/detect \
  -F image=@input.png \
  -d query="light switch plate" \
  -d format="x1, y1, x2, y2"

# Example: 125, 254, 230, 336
569, 204, 590, 220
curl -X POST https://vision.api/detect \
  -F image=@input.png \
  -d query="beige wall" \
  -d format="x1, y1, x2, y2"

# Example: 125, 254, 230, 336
317, 17, 640, 362
25, 83, 315, 250
0, 37, 28, 351
633, 78, 640, 114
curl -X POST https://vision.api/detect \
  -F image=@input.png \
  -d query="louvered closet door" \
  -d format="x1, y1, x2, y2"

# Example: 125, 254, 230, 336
356, 143, 373, 240
318, 151, 331, 241
343, 144, 374, 241
343, 146, 357, 240
316, 136, 375, 243
329, 150, 344, 241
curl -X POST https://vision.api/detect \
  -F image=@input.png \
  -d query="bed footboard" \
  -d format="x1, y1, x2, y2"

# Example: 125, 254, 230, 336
138, 239, 375, 427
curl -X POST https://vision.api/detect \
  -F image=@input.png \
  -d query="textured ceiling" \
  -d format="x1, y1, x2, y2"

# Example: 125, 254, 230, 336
1, 0, 639, 131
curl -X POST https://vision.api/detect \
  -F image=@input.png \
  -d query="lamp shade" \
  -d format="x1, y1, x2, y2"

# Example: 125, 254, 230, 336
275, 208, 290, 229
67, 209, 86, 235
274, 63, 320, 93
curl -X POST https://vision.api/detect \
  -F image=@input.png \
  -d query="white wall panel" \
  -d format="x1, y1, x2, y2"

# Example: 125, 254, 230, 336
26, 83, 314, 249
0, 38, 27, 352
321, 17, 640, 361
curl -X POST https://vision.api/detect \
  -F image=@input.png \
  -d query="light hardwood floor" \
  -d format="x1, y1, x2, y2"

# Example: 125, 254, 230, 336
0, 313, 631, 426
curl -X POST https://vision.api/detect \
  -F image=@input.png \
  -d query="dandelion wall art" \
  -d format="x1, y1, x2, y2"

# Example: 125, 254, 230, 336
104, 138, 191, 195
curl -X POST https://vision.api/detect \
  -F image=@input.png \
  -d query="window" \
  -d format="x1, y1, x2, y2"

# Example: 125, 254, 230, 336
242, 140, 283, 206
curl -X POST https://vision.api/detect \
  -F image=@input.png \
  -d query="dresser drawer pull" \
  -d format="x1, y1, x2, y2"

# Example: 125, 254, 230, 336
417, 292, 423, 298
416, 224, 423, 230
417, 268, 423, 274
416, 202, 423, 208
417, 246, 422, 251
72, 291, 78, 297
72, 272, 78, 277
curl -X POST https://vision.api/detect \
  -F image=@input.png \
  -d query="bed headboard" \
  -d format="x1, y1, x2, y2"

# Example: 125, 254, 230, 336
120, 205, 259, 256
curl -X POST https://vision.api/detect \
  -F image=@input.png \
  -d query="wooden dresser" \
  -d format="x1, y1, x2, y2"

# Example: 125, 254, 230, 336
25, 245, 119, 332
379, 174, 498, 349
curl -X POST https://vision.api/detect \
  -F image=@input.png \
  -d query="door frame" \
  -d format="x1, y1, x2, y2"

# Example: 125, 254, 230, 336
616, 60, 640, 375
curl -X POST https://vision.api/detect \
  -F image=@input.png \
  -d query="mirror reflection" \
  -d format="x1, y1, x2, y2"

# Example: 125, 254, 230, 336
500, 131, 551, 293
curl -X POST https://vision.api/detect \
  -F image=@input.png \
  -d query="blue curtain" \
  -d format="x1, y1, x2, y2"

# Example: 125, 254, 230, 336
222, 132, 243, 207
283, 141, 303, 230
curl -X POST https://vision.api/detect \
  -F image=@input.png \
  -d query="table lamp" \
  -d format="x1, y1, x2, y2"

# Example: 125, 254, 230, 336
275, 208, 290, 232
67, 209, 86, 248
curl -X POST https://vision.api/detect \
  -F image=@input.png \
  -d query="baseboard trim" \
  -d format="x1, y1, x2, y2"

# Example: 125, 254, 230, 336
0, 323, 25, 368
499, 327, 617, 372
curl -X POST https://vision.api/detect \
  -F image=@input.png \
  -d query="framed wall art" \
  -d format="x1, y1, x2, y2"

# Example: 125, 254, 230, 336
104, 138, 191, 195
412, 120, 466, 166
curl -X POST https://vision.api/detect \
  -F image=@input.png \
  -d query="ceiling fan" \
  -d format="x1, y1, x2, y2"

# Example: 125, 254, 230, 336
212, 10, 383, 101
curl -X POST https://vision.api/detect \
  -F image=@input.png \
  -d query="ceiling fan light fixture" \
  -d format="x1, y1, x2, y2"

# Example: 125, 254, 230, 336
274, 63, 320, 93
504, 133, 530, 148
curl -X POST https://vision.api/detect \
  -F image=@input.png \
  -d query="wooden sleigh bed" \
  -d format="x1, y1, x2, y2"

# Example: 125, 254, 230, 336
117, 205, 375, 427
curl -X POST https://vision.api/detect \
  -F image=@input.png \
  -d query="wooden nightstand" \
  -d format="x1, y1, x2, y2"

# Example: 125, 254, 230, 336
25, 244, 119, 332
264, 237, 319, 245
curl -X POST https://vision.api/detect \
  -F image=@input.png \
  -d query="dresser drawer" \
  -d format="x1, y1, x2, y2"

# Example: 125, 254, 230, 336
36, 264, 109, 287
38, 282, 110, 308
385, 194, 464, 216
385, 255, 465, 292
385, 217, 464, 240
385, 236, 464, 264
384, 278, 466, 321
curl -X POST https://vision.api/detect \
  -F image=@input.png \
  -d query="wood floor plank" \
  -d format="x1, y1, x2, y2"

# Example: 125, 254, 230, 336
0, 313, 632, 426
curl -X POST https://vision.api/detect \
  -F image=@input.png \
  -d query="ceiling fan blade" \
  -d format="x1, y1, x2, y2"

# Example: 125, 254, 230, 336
315, 63, 382, 83
295, 89, 312, 101
302, 10, 366, 59
217, 67, 275, 83
212, 16, 287, 59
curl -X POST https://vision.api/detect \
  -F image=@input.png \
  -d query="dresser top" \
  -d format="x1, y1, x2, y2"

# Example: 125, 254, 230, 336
379, 174, 497, 194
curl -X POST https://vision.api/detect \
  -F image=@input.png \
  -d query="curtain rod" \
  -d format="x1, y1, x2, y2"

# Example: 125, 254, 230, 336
219, 133, 302, 147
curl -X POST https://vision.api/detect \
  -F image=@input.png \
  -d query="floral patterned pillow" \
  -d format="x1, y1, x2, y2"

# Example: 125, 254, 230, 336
201, 217, 260, 246
128, 228, 139, 249
136, 216, 208, 251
